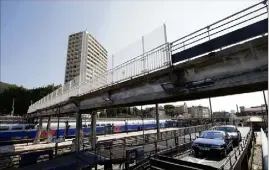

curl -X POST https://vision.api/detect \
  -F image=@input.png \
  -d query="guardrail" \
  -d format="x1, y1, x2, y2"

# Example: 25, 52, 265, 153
28, 43, 170, 113
261, 128, 268, 170
0, 124, 212, 169
218, 127, 254, 170
28, 1, 268, 114
170, 0, 268, 63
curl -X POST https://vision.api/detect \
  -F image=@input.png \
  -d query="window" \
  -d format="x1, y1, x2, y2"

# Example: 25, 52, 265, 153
11, 126, 23, 130
0, 126, 9, 131
215, 127, 236, 132
200, 132, 223, 139
25, 125, 35, 130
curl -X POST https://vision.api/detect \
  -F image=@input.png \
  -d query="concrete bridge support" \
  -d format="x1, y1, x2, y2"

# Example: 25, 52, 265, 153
34, 116, 43, 144
75, 109, 82, 152
156, 103, 160, 141
64, 120, 69, 139
91, 112, 97, 149
46, 116, 51, 143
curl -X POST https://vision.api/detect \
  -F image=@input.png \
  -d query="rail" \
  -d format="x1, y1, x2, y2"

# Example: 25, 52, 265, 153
261, 128, 268, 170
28, 1, 268, 114
28, 43, 170, 113
0, 124, 212, 169
170, 0, 268, 60
218, 127, 254, 170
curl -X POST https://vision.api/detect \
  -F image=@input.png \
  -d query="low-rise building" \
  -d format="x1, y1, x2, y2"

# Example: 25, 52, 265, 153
238, 105, 267, 116
213, 111, 230, 119
188, 106, 211, 118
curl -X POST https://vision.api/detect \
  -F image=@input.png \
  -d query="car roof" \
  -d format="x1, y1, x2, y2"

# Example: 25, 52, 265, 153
217, 125, 236, 128
202, 130, 226, 134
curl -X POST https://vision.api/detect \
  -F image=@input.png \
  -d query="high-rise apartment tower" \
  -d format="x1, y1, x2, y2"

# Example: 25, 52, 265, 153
64, 31, 107, 84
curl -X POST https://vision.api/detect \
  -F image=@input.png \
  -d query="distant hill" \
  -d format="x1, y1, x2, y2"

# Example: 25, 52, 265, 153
0, 81, 13, 92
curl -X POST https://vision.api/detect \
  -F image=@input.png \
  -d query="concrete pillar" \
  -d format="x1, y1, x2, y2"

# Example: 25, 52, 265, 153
75, 111, 82, 152
156, 104, 160, 140
64, 121, 69, 139
46, 116, 51, 143
91, 112, 97, 149
34, 116, 43, 144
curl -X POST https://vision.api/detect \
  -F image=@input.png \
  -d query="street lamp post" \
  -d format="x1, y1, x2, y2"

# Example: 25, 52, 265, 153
209, 98, 213, 124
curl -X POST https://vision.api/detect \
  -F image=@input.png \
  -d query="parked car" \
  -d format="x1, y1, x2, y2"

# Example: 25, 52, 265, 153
215, 125, 242, 146
192, 130, 233, 157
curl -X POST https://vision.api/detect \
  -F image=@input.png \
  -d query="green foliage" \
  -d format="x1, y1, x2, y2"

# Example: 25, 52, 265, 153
164, 104, 175, 117
0, 84, 60, 116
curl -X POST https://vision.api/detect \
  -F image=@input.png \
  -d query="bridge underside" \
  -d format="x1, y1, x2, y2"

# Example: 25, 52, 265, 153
30, 36, 268, 117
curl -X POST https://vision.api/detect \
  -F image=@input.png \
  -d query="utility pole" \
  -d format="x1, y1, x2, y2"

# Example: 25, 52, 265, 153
209, 98, 213, 124
262, 90, 268, 114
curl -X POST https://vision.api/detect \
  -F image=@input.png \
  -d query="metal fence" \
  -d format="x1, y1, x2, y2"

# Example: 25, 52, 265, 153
170, 0, 268, 62
0, 124, 212, 170
145, 127, 254, 170
28, 1, 268, 114
28, 42, 170, 113
218, 127, 254, 170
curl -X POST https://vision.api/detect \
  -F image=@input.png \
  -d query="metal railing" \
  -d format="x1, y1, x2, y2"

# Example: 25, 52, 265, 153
218, 127, 254, 170
261, 128, 268, 170
28, 0, 268, 114
170, 0, 268, 58
0, 124, 212, 170
28, 43, 170, 113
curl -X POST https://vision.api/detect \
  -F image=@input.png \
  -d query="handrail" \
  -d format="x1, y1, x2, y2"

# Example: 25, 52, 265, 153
171, 1, 267, 47
261, 128, 268, 170
170, 1, 268, 61
28, 43, 170, 113
171, 1, 266, 45
28, 0, 268, 114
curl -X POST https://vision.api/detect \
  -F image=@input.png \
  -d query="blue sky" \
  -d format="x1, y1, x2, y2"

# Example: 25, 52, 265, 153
1, 0, 267, 111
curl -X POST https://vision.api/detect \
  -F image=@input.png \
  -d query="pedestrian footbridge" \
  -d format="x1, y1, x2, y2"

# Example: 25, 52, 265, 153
27, 1, 268, 117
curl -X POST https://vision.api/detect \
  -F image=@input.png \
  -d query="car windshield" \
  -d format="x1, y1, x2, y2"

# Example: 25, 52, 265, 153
200, 132, 223, 139
216, 126, 236, 132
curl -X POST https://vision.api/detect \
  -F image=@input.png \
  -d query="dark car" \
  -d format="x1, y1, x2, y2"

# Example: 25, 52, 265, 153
215, 125, 242, 146
192, 130, 233, 157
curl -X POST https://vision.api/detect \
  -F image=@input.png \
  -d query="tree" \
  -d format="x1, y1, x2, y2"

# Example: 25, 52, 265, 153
0, 84, 59, 116
164, 104, 175, 117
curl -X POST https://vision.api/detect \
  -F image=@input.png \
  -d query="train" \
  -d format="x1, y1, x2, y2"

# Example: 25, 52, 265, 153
0, 119, 171, 144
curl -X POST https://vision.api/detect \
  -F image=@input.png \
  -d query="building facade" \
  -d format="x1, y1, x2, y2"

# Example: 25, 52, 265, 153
64, 31, 108, 84
188, 106, 211, 118
212, 111, 230, 119
175, 103, 188, 114
238, 105, 267, 116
